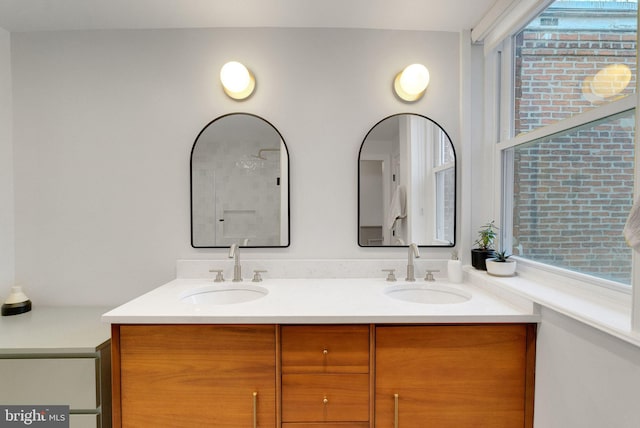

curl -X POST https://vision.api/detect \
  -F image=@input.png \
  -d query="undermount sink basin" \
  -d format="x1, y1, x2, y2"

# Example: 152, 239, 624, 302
181, 284, 268, 305
384, 283, 471, 304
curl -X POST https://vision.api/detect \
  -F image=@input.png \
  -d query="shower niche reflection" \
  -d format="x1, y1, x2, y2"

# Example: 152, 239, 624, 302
191, 113, 290, 248
358, 113, 456, 247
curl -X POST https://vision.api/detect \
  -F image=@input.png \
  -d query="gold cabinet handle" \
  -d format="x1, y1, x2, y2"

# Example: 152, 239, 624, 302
323, 395, 329, 405
394, 393, 399, 428
323, 348, 328, 355
253, 391, 258, 428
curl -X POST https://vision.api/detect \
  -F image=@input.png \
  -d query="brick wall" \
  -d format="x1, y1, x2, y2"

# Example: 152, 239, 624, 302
515, 30, 636, 133
513, 24, 636, 283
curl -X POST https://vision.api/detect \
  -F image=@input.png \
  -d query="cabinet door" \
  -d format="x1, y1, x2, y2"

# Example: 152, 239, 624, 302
116, 325, 276, 428
375, 325, 533, 428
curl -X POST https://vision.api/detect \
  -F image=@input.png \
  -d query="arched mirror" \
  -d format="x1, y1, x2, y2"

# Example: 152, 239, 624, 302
191, 113, 290, 248
358, 113, 456, 247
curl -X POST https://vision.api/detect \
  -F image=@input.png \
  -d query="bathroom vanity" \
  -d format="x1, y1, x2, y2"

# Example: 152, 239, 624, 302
104, 274, 538, 428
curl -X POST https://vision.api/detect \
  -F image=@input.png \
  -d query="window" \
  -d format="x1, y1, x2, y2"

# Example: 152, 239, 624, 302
434, 132, 455, 243
514, 0, 637, 135
502, 0, 637, 286
506, 110, 635, 284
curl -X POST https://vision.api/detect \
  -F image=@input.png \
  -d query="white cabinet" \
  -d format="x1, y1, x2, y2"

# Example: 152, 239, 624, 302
0, 358, 98, 407
0, 307, 111, 428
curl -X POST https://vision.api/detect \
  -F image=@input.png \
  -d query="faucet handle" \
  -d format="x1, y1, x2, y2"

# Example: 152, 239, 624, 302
424, 269, 440, 282
382, 269, 397, 282
252, 270, 267, 282
209, 269, 225, 282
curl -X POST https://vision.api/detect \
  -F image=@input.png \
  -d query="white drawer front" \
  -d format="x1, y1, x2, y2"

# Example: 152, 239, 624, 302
70, 414, 98, 428
0, 358, 98, 409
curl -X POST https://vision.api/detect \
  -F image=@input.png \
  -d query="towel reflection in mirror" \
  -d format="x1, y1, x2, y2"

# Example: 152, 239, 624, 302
385, 185, 407, 238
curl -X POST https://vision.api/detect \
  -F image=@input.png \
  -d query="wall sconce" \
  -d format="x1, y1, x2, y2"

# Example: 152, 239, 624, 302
220, 61, 256, 100
582, 63, 631, 104
394, 64, 430, 102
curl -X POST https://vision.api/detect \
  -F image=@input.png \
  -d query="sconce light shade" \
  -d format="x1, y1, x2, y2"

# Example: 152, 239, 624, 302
220, 61, 256, 100
394, 63, 430, 102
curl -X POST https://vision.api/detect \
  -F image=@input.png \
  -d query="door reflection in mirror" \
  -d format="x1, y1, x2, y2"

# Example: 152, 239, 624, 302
190, 113, 290, 248
358, 114, 455, 247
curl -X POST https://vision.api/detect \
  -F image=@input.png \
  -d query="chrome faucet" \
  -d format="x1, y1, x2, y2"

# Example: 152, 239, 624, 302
406, 243, 420, 281
229, 243, 242, 282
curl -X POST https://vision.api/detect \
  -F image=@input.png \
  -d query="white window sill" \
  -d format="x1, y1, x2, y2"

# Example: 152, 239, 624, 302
465, 261, 640, 348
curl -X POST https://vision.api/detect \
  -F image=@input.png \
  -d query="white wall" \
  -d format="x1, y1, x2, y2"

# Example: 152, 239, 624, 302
11, 28, 460, 305
535, 308, 640, 427
0, 28, 13, 293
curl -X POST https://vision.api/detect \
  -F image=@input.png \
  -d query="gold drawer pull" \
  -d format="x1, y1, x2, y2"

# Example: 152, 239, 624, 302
323, 395, 329, 405
253, 391, 258, 428
323, 348, 328, 355
394, 393, 399, 428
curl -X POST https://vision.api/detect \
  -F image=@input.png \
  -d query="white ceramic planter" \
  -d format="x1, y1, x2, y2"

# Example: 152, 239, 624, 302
485, 259, 517, 277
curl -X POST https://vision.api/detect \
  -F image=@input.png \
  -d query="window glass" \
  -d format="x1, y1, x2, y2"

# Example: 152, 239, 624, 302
436, 167, 455, 244
435, 132, 455, 167
434, 133, 455, 244
508, 110, 635, 284
514, 0, 637, 136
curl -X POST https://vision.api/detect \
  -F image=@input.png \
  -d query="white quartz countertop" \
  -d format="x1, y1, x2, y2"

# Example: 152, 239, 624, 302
102, 278, 539, 324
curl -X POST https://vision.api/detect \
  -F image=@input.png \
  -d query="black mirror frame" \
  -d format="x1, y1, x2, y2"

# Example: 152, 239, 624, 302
357, 113, 456, 248
190, 112, 291, 248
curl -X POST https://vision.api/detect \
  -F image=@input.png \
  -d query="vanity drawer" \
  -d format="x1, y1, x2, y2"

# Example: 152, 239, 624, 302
281, 325, 369, 373
282, 373, 369, 422
0, 358, 99, 409
282, 424, 369, 428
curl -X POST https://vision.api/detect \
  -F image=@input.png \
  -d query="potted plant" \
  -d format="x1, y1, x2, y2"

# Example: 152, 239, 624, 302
486, 250, 517, 277
471, 221, 497, 270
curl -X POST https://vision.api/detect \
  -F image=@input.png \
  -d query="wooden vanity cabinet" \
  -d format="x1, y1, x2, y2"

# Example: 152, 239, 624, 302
375, 324, 536, 428
111, 324, 277, 428
280, 325, 371, 428
112, 323, 535, 428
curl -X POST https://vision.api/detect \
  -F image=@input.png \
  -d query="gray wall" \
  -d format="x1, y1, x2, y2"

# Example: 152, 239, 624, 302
0, 28, 13, 293
535, 308, 640, 427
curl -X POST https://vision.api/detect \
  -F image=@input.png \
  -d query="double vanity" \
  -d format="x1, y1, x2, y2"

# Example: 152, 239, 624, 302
103, 261, 539, 428
98, 109, 537, 427
126, 103, 523, 426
